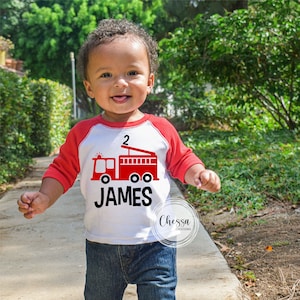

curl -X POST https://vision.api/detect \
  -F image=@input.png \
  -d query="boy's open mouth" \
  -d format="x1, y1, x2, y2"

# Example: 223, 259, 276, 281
112, 95, 130, 103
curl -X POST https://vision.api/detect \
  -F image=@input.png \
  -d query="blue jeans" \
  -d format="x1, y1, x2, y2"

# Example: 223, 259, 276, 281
84, 240, 177, 300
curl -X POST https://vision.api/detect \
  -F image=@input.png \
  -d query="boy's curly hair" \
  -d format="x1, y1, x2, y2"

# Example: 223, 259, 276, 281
77, 19, 158, 80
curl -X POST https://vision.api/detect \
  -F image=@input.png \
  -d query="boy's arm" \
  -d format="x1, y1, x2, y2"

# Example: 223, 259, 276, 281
17, 178, 64, 219
184, 164, 221, 193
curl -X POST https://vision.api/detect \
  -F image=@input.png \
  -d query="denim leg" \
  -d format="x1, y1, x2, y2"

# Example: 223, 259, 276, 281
84, 240, 127, 300
120, 242, 177, 300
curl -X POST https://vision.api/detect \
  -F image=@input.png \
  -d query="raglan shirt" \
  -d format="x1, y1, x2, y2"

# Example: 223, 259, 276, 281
43, 114, 203, 245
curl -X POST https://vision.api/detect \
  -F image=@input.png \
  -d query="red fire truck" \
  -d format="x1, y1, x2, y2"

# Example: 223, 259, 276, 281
91, 145, 159, 184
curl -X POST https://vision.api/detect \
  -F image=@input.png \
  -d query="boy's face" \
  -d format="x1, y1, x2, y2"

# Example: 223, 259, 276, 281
84, 35, 155, 122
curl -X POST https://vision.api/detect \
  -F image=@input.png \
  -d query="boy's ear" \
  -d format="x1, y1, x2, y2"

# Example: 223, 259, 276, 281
83, 80, 95, 98
147, 73, 155, 94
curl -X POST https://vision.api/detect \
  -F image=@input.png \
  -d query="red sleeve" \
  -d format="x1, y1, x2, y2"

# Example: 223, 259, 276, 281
149, 115, 204, 183
43, 116, 100, 193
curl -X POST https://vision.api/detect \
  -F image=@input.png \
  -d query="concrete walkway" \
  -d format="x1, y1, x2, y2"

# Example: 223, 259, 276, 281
0, 157, 248, 299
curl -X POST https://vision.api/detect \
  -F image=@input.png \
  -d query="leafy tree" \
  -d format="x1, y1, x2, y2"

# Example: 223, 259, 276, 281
2, 0, 248, 84
152, 0, 248, 40
4, 0, 163, 116
11, 0, 163, 86
0, 0, 34, 38
1, 0, 249, 118
159, 0, 300, 130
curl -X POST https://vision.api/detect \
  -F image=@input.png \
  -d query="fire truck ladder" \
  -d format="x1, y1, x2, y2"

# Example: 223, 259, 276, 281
121, 144, 156, 156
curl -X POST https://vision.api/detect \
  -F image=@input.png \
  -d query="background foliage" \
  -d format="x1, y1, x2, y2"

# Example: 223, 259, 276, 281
0, 0, 247, 116
159, 0, 300, 130
0, 69, 72, 185
1, 0, 163, 86
30, 79, 73, 156
29, 79, 52, 156
0, 69, 33, 184
182, 129, 300, 215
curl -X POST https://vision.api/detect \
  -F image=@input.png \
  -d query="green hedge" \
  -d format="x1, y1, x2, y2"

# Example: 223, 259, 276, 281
0, 70, 34, 184
29, 79, 52, 156
0, 69, 72, 184
30, 79, 73, 156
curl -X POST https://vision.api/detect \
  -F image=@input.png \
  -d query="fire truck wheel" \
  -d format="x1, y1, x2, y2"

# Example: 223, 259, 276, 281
101, 175, 110, 184
143, 173, 152, 183
130, 174, 140, 183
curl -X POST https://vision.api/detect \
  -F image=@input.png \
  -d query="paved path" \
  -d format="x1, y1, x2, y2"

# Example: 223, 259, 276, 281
0, 157, 248, 299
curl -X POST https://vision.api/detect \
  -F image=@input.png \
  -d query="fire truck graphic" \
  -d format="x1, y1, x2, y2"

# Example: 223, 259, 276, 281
91, 145, 159, 184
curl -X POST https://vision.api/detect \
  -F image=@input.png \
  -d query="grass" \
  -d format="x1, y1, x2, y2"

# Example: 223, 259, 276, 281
181, 128, 300, 216
272, 240, 290, 247
242, 270, 257, 282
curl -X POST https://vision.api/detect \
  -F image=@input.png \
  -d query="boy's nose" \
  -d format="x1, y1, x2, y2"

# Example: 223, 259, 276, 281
114, 77, 128, 88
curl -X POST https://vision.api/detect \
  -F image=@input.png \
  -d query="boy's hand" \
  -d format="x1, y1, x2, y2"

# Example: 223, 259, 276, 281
185, 164, 221, 193
17, 192, 50, 219
195, 169, 221, 193
17, 178, 64, 219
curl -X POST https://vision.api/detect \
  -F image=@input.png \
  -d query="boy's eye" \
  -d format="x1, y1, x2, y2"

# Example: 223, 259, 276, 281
128, 71, 138, 76
100, 72, 112, 78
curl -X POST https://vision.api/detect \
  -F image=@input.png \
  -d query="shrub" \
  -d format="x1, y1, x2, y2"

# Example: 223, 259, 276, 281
30, 79, 72, 156
0, 69, 33, 183
29, 80, 52, 156
0, 70, 72, 185
48, 80, 72, 154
